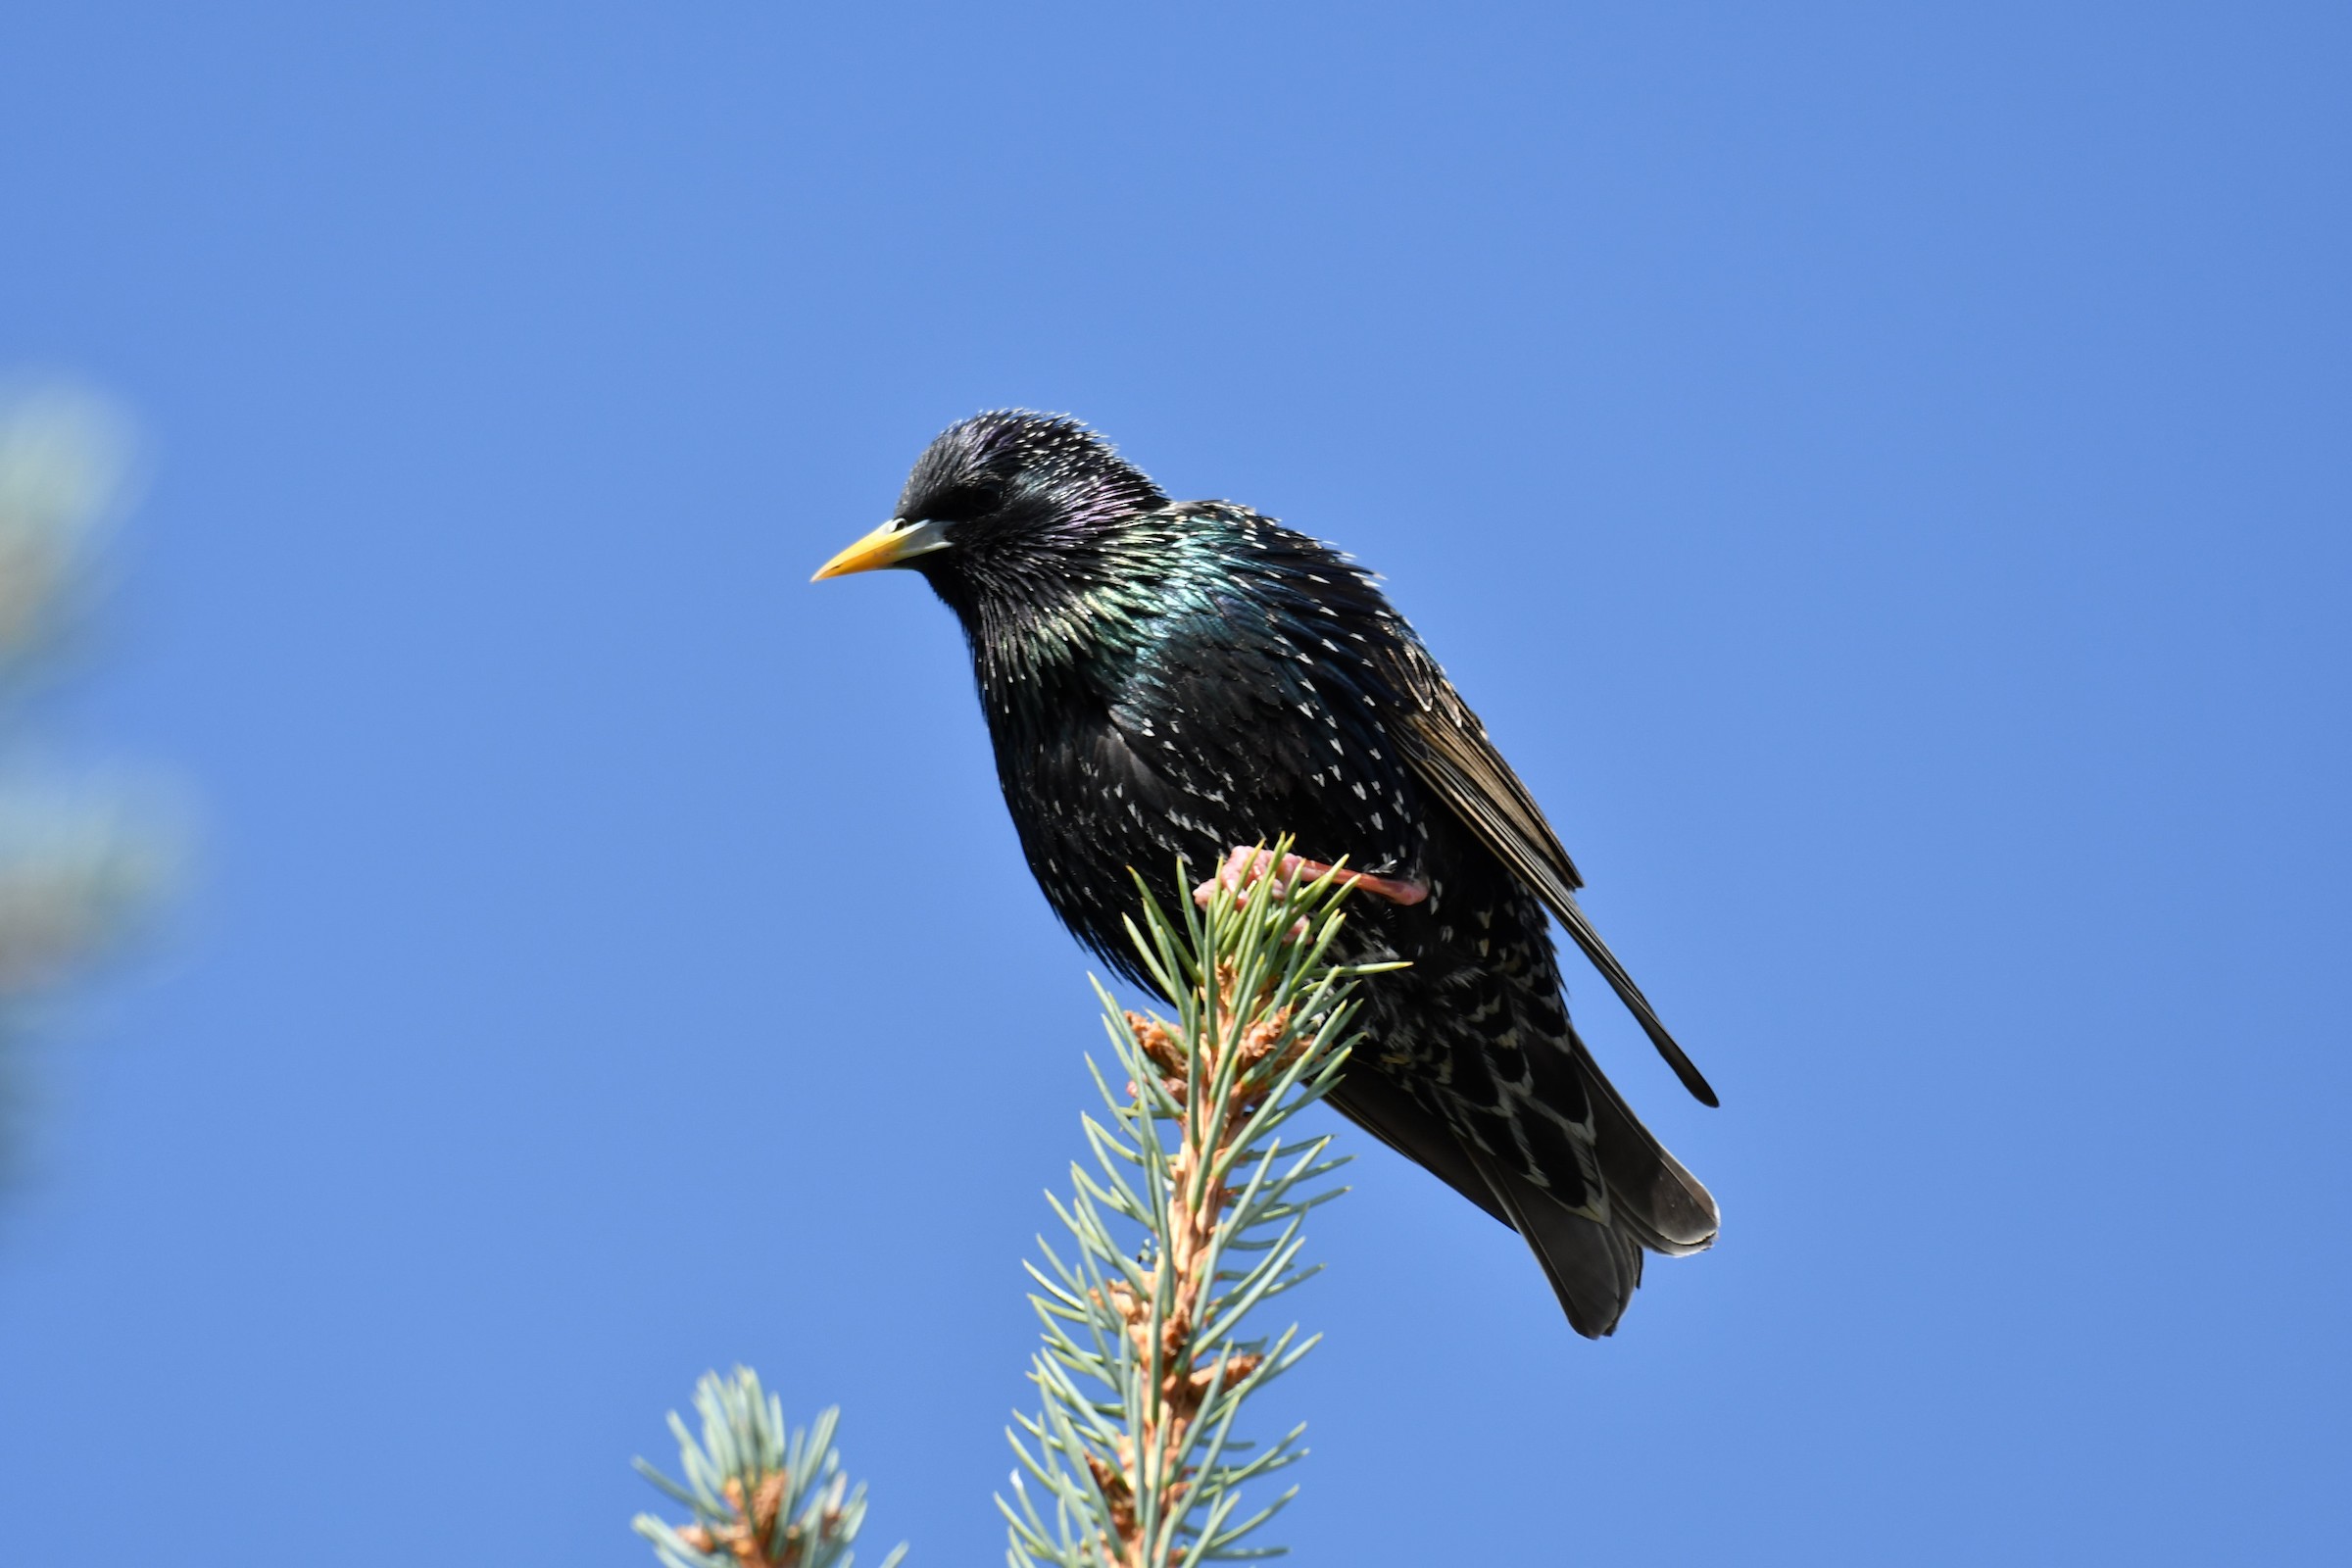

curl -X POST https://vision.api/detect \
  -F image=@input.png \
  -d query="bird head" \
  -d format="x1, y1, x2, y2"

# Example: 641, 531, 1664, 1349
810, 412, 1168, 612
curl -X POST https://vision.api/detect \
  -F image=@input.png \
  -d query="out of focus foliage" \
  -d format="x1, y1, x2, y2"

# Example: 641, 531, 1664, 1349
0, 383, 177, 1175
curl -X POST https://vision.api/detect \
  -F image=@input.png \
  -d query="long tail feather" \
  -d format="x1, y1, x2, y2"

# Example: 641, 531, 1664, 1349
1569, 1025, 1720, 1256
1462, 1142, 1643, 1339
1329, 1055, 1712, 1334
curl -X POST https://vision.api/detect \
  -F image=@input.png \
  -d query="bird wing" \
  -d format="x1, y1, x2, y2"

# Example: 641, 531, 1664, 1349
1381, 638, 1721, 1107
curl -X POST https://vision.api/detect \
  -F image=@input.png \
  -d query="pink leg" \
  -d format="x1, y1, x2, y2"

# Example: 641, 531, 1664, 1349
1192, 846, 1430, 909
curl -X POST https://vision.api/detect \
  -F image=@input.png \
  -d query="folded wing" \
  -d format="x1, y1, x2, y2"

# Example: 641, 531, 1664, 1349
1380, 639, 1720, 1107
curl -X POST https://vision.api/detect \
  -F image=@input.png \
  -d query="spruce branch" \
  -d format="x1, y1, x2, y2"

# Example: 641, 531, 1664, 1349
0, 384, 178, 1177
634, 1367, 906, 1568
1002, 843, 1398, 1568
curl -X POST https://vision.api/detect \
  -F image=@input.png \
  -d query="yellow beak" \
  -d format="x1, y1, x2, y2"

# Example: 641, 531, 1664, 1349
809, 517, 951, 581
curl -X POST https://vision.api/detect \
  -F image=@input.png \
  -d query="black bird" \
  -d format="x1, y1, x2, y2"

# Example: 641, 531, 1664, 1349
814, 412, 1718, 1336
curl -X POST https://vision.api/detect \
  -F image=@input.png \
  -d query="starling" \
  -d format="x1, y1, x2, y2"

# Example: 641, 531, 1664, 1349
814, 412, 1718, 1337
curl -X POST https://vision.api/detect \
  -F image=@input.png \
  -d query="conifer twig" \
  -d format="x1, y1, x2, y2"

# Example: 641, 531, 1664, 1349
633, 1367, 905, 1568
1002, 842, 1397, 1568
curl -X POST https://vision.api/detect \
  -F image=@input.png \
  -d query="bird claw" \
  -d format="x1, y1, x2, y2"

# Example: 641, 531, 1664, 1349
1191, 847, 1430, 920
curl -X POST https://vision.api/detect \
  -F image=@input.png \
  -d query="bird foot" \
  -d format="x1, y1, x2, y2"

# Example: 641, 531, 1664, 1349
1191, 846, 1430, 912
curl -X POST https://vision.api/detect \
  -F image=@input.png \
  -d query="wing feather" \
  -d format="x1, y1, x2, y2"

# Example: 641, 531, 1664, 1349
1382, 640, 1721, 1107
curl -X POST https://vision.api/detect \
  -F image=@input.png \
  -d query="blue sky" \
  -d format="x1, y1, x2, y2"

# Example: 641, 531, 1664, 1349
4, 4, 2347, 1563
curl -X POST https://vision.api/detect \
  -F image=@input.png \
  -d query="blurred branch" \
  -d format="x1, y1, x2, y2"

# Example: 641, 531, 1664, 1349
0, 384, 133, 664
0, 382, 178, 1178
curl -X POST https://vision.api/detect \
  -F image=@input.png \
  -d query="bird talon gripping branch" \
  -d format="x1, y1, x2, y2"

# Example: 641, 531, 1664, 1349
1191, 845, 1429, 911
